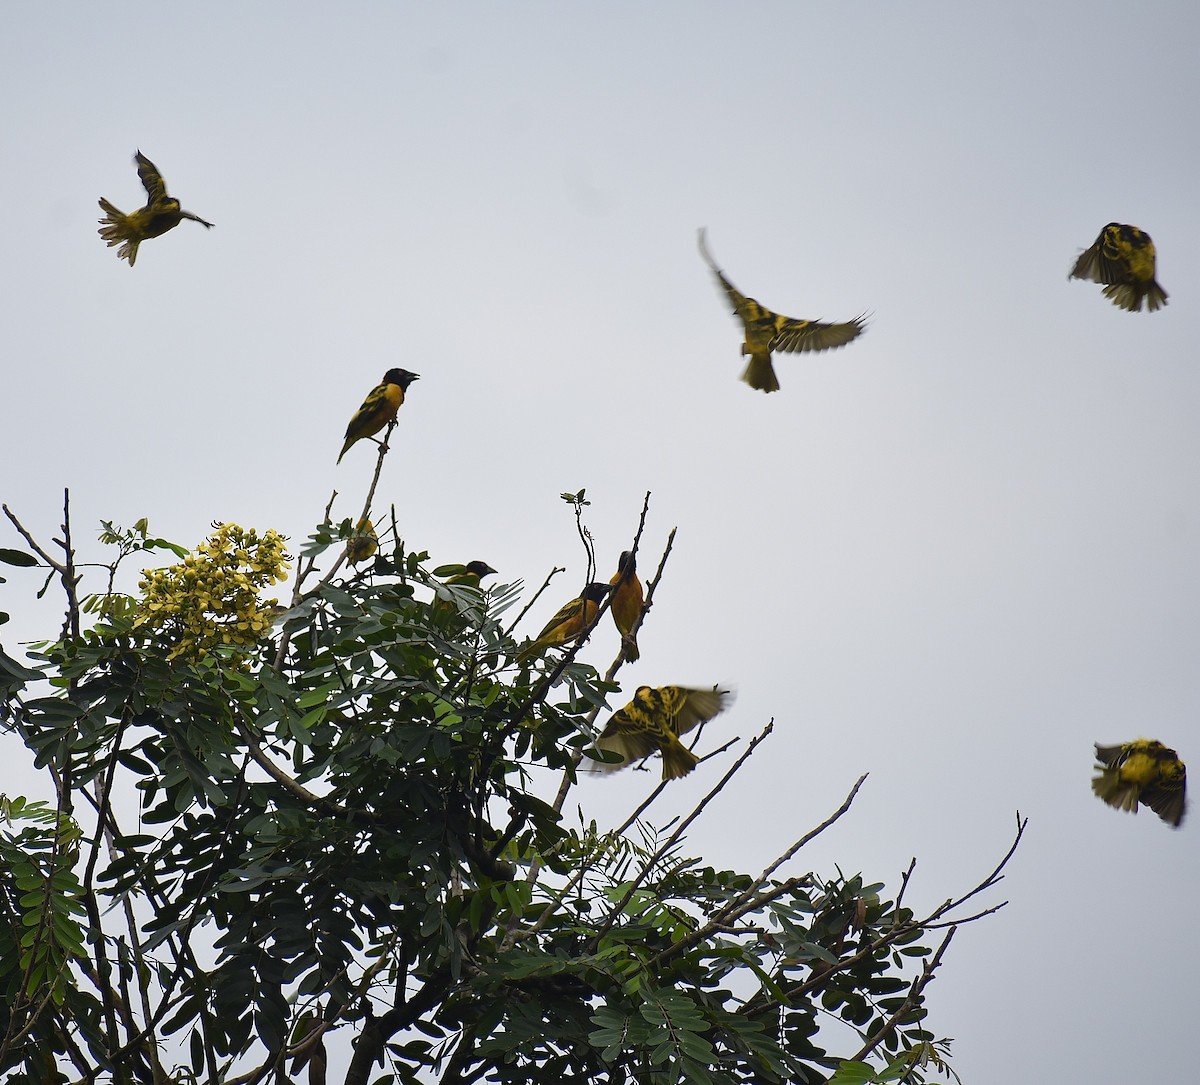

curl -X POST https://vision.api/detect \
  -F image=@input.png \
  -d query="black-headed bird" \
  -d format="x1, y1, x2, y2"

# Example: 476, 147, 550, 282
698, 228, 866, 393
516, 582, 611, 663
448, 560, 498, 590
433, 560, 498, 612
1092, 739, 1187, 827
338, 369, 420, 463
345, 518, 378, 564
97, 151, 214, 266
609, 550, 644, 662
1069, 223, 1168, 313
595, 685, 732, 780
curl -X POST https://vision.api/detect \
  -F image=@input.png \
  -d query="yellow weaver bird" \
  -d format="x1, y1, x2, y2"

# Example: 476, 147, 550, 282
609, 550, 644, 662
446, 560, 498, 590
1092, 739, 1187, 827
345, 518, 378, 564
516, 582, 610, 663
338, 369, 420, 463
698, 228, 866, 393
1069, 223, 1168, 312
595, 685, 732, 780
432, 560, 498, 612
97, 151, 214, 266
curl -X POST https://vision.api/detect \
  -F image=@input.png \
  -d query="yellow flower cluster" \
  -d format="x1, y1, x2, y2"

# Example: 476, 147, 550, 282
135, 523, 290, 659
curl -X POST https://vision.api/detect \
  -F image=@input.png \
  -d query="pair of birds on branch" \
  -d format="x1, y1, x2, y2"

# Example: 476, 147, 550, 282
516, 549, 643, 665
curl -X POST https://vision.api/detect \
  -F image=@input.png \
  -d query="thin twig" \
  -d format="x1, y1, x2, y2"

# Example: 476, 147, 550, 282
848, 927, 957, 1064
589, 718, 775, 951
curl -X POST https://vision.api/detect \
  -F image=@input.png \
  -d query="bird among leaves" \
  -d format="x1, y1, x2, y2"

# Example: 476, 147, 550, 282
516, 582, 611, 663
432, 560, 498, 612
344, 518, 379, 565
609, 550, 644, 662
1092, 739, 1187, 828
595, 685, 732, 781
698, 228, 866, 393
338, 369, 420, 464
1069, 223, 1168, 313
97, 151, 214, 266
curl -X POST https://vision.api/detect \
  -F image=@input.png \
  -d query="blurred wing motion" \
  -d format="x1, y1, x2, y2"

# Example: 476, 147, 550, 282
1069, 223, 1168, 313
97, 151, 214, 266
698, 228, 866, 393
338, 368, 420, 463
1092, 738, 1187, 827
609, 550, 644, 661
596, 685, 732, 780
516, 582, 611, 662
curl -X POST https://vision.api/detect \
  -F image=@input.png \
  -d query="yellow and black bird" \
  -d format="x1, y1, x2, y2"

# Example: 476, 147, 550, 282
1069, 223, 1168, 313
1092, 739, 1187, 828
609, 550, 644, 662
97, 151, 214, 266
337, 369, 420, 464
698, 228, 866, 393
447, 560, 498, 590
345, 518, 379, 564
433, 560, 498, 612
516, 582, 611, 663
595, 685, 732, 780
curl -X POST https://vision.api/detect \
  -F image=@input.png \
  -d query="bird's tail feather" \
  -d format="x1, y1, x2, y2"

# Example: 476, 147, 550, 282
1102, 281, 1169, 313
661, 739, 700, 780
97, 199, 139, 265
741, 352, 781, 393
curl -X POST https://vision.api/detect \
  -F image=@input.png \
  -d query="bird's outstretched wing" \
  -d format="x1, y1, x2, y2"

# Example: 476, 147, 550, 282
771, 313, 866, 354
698, 227, 753, 316
135, 151, 169, 204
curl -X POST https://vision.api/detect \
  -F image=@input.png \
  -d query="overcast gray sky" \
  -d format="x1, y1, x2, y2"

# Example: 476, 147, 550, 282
3, 3, 1198, 1081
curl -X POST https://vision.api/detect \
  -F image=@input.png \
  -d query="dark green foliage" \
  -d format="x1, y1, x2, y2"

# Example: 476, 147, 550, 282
0, 521, 1004, 1083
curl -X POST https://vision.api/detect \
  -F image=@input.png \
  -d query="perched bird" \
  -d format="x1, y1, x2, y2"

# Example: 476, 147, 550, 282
1069, 223, 1168, 312
337, 369, 420, 464
595, 685, 732, 780
433, 560, 498, 612
446, 560, 498, 589
609, 550, 644, 662
345, 518, 378, 564
1092, 739, 1187, 827
516, 582, 611, 663
97, 151, 214, 266
698, 228, 866, 393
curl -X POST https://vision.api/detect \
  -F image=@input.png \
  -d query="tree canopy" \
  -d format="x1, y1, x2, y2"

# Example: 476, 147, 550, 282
0, 484, 1021, 1084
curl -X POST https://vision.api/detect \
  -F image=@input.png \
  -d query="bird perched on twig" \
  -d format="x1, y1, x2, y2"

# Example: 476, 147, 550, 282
338, 369, 420, 463
516, 582, 611, 663
609, 551, 644, 662
698, 228, 866, 393
595, 685, 732, 780
1092, 739, 1187, 827
1069, 223, 1168, 312
97, 151, 214, 266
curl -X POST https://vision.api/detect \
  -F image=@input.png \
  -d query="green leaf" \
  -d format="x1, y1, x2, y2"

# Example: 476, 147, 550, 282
0, 548, 38, 567
827, 1060, 878, 1085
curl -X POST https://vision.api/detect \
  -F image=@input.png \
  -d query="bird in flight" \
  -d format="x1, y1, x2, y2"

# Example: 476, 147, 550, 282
1069, 223, 1168, 312
594, 684, 733, 780
98, 151, 214, 266
1092, 738, 1186, 827
698, 228, 866, 393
